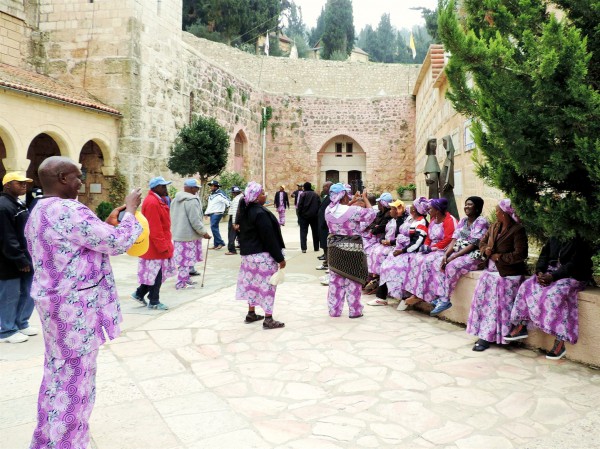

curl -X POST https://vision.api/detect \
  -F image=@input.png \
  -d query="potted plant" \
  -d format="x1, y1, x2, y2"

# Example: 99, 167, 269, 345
396, 183, 416, 201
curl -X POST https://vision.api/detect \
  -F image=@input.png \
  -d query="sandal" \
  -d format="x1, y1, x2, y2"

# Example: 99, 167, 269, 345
405, 295, 422, 306
263, 318, 285, 329
472, 339, 490, 352
349, 314, 363, 319
244, 312, 264, 323
363, 279, 379, 294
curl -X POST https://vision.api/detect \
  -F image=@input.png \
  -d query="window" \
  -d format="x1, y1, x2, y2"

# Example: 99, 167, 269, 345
335, 142, 342, 157
464, 119, 475, 151
453, 170, 463, 196
346, 142, 353, 157
326, 170, 339, 183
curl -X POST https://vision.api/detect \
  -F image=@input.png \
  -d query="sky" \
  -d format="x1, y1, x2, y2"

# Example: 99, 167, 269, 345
293, 0, 439, 32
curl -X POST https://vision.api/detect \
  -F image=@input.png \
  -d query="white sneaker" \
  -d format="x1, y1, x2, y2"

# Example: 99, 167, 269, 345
396, 300, 408, 311
1, 332, 29, 343
316, 264, 328, 270
319, 275, 330, 285
19, 327, 39, 336
367, 298, 388, 306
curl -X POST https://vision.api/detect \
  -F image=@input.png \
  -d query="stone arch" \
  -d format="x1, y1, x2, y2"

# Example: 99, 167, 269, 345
0, 120, 22, 181
25, 125, 73, 159
317, 133, 367, 192
78, 139, 114, 210
26, 133, 63, 188
232, 127, 248, 174
75, 135, 116, 175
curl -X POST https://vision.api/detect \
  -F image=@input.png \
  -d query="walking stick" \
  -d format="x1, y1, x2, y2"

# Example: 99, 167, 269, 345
201, 238, 210, 288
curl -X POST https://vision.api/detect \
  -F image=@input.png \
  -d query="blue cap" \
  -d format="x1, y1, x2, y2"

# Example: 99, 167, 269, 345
149, 176, 172, 189
184, 179, 201, 188
376, 192, 393, 203
231, 186, 241, 193
329, 183, 345, 194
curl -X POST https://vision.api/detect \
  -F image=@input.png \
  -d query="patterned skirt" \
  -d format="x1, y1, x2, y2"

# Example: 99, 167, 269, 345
235, 252, 279, 314
437, 253, 482, 301
404, 251, 445, 302
367, 243, 394, 275
137, 258, 175, 285
173, 240, 204, 267
467, 267, 523, 344
511, 274, 586, 344
380, 252, 416, 299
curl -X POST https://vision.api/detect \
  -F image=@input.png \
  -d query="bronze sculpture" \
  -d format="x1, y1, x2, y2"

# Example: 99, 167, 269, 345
440, 135, 459, 219
423, 137, 441, 199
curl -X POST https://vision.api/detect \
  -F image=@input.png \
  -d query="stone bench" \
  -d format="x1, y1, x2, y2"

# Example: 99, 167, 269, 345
429, 271, 600, 367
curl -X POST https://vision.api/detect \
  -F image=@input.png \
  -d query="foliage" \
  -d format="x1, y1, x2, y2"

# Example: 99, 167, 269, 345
282, 1, 306, 39
329, 50, 348, 61
167, 185, 178, 200
261, 106, 273, 129
438, 0, 600, 244
186, 22, 227, 43
290, 33, 310, 58
95, 201, 114, 222
219, 171, 248, 196
168, 116, 229, 198
309, 6, 326, 47
108, 168, 128, 207
412, 7, 439, 43
321, 0, 355, 59
396, 183, 416, 196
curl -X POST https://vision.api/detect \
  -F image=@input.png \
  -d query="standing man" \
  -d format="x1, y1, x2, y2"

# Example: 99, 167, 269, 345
225, 186, 243, 255
291, 183, 303, 224
204, 180, 230, 250
274, 185, 290, 226
316, 181, 333, 269
170, 179, 211, 290
0, 172, 36, 343
25, 156, 142, 449
297, 181, 321, 253
132, 176, 174, 310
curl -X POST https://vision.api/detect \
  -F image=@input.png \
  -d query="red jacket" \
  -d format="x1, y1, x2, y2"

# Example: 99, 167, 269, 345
141, 191, 173, 260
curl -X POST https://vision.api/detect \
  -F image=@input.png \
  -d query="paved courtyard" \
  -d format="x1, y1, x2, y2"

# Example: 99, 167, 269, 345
2, 216, 600, 449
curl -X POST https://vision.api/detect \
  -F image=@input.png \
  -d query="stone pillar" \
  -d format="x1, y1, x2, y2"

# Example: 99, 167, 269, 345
2, 157, 30, 173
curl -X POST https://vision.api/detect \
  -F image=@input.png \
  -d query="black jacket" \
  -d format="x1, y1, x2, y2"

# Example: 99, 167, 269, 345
274, 191, 289, 209
297, 190, 321, 219
238, 203, 285, 262
0, 193, 31, 280
537, 236, 593, 282
368, 209, 392, 239
318, 196, 332, 232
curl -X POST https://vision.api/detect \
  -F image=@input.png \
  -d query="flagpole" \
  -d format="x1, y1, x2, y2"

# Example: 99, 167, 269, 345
262, 107, 266, 188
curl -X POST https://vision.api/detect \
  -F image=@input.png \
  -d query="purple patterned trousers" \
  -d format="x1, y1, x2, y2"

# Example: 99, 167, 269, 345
327, 272, 364, 318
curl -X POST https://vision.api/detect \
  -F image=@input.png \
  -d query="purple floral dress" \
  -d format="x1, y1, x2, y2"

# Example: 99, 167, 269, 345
173, 240, 204, 289
436, 216, 489, 303
25, 198, 142, 449
326, 205, 377, 317
511, 266, 586, 344
366, 218, 396, 275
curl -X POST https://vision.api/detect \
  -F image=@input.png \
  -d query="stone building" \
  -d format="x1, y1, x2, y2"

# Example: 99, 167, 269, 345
0, 0, 421, 205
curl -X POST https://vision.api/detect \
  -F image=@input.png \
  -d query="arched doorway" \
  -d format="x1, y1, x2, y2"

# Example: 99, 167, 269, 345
233, 131, 246, 173
26, 133, 61, 189
0, 136, 6, 182
318, 135, 366, 191
79, 140, 109, 210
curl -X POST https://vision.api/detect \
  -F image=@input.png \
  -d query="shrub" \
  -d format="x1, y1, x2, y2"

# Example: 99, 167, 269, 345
96, 201, 114, 222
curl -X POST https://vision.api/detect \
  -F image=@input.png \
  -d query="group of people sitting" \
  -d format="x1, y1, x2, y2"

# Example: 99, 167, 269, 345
322, 184, 594, 361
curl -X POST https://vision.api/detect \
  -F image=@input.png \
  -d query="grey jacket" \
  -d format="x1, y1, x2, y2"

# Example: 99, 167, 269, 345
170, 191, 207, 241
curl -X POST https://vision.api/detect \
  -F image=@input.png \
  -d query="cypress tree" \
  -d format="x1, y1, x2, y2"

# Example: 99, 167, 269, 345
438, 0, 600, 244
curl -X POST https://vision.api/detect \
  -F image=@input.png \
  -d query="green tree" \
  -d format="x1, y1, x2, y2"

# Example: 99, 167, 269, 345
438, 0, 600, 243
412, 7, 439, 43
283, 0, 306, 38
321, 0, 355, 59
375, 14, 395, 63
309, 7, 326, 47
168, 117, 230, 198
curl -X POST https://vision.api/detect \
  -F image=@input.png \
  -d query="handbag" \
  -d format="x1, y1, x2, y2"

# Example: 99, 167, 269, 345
327, 234, 369, 284
268, 268, 286, 286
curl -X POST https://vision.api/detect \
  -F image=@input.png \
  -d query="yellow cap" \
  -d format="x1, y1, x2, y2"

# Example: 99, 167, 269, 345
3, 172, 33, 185
126, 212, 150, 257
390, 199, 405, 209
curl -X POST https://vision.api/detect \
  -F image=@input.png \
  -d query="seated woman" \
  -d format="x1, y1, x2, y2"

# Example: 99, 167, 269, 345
378, 197, 430, 309
505, 236, 593, 360
325, 184, 377, 318
402, 198, 457, 308
429, 196, 489, 316
467, 199, 528, 351
366, 200, 409, 304
362, 193, 394, 293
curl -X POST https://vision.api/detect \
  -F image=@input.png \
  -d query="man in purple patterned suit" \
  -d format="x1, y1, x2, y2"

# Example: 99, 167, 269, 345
25, 156, 142, 449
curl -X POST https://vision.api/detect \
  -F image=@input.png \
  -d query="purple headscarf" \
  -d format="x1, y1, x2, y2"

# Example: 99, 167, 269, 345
413, 196, 430, 216
429, 197, 448, 214
498, 198, 520, 223
329, 183, 347, 205
244, 181, 263, 204
344, 184, 352, 198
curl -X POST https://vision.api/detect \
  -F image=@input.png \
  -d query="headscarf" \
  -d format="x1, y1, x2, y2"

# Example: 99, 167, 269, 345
329, 183, 347, 205
344, 184, 352, 197
376, 192, 393, 208
466, 196, 484, 215
413, 196, 430, 215
429, 197, 448, 214
498, 198, 520, 223
244, 181, 262, 204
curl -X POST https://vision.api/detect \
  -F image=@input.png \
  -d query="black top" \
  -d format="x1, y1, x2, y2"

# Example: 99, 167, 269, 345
274, 191, 290, 209
318, 196, 332, 232
291, 189, 300, 205
537, 236, 593, 282
238, 203, 285, 262
297, 190, 321, 219
0, 193, 31, 279
368, 209, 392, 239
389, 211, 409, 245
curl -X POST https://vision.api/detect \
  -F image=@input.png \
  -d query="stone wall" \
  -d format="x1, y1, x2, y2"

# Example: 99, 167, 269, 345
0, 7, 29, 67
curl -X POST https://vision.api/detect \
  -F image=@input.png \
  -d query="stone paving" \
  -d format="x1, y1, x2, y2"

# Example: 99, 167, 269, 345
2, 216, 600, 448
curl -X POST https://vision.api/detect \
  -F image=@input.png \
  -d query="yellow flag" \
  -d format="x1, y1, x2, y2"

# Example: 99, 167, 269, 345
409, 32, 416, 59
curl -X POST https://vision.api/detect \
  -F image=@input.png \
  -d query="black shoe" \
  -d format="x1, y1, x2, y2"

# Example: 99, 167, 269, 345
472, 339, 490, 352
302, 250, 306, 253
504, 323, 528, 341
546, 339, 566, 360
189, 270, 200, 276
317, 255, 326, 260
